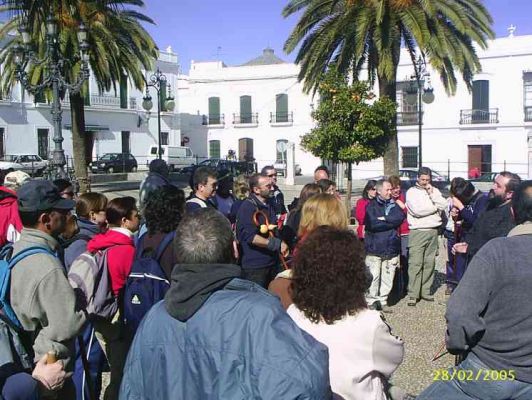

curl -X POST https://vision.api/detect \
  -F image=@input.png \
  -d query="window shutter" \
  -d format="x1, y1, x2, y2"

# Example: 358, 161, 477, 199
275, 94, 288, 122
240, 95, 252, 123
209, 140, 220, 159
208, 97, 220, 124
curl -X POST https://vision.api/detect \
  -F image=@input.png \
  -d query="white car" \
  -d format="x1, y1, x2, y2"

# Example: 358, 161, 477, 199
3, 154, 48, 176
0, 158, 24, 173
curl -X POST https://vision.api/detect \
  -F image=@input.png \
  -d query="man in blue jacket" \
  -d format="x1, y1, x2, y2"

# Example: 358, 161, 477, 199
364, 179, 406, 311
236, 173, 288, 288
120, 208, 331, 400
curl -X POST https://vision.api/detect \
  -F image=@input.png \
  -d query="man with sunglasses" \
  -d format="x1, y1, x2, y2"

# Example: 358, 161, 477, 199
185, 167, 218, 213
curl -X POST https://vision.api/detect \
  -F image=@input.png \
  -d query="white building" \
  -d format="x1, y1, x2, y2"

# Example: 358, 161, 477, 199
178, 48, 320, 174
0, 45, 180, 168
180, 31, 532, 180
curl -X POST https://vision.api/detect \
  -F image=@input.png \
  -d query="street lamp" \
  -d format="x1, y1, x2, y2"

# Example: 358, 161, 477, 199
142, 68, 175, 160
405, 55, 434, 168
13, 15, 90, 178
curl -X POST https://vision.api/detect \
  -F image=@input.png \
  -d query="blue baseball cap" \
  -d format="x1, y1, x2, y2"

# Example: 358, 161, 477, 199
17, 180, 76, 212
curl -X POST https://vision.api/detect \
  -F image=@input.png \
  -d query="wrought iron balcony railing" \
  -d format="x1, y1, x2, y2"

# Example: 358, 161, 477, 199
233, 112, 258, 125
397, 111, 421, 126
460, 109, 499, 124
202, 114, 225, 126
270, 111, 293, 124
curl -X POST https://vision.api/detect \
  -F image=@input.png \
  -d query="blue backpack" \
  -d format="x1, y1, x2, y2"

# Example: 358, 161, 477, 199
123, 232, 175, 336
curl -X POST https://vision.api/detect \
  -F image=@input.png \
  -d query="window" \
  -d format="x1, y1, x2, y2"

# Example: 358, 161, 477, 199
161, 132, 169, 146
121, 131, 130, 154
238, 138, 254, 161
276, 139, 288, 162
0, 128, 4, 158
524, 72, 532, 121
34, 91, 46, 104
37, 129, 49, 159
472, 80, 489, 122
396, 81, 420, 125
240, 95, 252, 123
275, 94, 288, 122
120, 76, 128, 109
208, 97, 221, 124
401, 146, 418, 168
209, 140, 221, 159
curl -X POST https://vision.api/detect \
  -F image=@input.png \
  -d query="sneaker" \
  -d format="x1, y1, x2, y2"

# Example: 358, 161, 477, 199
407, 297, 417, 306
422, 295, 435, 302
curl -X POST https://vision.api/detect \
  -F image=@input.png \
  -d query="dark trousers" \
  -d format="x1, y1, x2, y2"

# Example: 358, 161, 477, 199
242, 265, 279, 288
444, 231, 467, 290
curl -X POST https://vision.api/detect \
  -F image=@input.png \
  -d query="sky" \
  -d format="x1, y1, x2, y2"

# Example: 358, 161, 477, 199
143, 0, 532, 73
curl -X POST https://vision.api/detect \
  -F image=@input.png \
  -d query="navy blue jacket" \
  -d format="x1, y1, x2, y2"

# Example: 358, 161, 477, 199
268, 186, 287, 216
236, 195, 278, 269
120, 278, 331, 399
364, 197, 405, 258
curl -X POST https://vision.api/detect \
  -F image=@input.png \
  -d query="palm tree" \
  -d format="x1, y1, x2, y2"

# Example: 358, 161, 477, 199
283, 0, 494, 175
0, 0, 158, 191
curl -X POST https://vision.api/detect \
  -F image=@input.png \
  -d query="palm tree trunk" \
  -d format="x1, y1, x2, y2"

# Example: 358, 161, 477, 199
379, 74, 399, 176
69, 92, 90, 193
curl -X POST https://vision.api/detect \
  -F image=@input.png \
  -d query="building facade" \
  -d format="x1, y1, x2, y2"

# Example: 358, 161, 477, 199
178, 48, 320, 174
0, 48, 180, 169
180, 32, 532, 180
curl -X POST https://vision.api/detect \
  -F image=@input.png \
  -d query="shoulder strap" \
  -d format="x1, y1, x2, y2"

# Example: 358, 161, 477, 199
8, 247, 56, 266
154, 231, 176, 261
135, 233, 147, 259
186, 197, 208, 208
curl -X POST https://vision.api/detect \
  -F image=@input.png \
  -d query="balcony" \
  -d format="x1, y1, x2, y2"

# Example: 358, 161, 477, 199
62, 95, 137, 110
233, 112, 258, 127
202, 114, 225, 127
525, 106, 532, 122
397, 111, 421, 126
459, 109, 499, 124
270, 111, 293, 126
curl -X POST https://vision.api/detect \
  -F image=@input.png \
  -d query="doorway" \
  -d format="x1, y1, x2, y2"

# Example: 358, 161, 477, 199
468, 145, 492, 176
238, 138, 254, 161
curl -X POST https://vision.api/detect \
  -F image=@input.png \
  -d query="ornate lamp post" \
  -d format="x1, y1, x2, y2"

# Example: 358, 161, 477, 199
141, 68, 175, 160
405, 55, 435, 168
13, 16, 90, 178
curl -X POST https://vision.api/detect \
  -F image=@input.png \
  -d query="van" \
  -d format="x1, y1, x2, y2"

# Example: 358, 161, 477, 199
147, 145, 195, 171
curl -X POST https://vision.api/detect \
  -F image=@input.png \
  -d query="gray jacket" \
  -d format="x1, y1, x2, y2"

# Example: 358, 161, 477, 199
10, 228, 86, 370
446, 222, 532, 383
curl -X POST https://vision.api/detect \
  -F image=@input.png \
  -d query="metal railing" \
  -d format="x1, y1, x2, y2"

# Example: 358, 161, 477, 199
202, 114, 225, 125
525, 106, 532, 122
396, 111, 421, 126
270, 111, 293, 124
63, 95, 137, 109
459, 109, 499, 124
233, 113, 259, 125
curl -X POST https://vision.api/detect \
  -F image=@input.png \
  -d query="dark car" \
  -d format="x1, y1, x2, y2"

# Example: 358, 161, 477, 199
468, 172, 497, 182
182, 159, 257, 176
90, 153, 138, 174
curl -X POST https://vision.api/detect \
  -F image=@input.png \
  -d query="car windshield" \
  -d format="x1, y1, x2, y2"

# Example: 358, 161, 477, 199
99, 154, 119, 161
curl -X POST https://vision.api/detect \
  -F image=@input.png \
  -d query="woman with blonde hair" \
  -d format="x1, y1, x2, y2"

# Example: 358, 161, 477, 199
269, 193, 349, 309
228, 175, 250, 224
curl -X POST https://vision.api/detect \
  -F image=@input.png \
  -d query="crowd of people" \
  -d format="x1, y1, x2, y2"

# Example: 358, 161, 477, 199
0, 161, 530, 400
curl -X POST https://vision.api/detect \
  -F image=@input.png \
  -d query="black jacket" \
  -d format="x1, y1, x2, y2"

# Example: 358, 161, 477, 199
364, 197, 405, 258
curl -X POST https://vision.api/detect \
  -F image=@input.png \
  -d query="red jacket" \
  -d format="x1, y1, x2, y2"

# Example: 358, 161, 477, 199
0, 187, 23, 247
396, 192, 409, 236
87, 229, 135, 297
354, 198, 370, 239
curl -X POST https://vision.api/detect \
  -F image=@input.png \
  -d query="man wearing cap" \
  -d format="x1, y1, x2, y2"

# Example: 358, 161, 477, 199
0, 171, 30, 247
10, 180, 86, 395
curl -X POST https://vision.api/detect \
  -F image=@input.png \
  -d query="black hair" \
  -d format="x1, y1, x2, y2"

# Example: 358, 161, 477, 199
418, 167, 432, 178
314, 165, 329, 174
248, 173, 261, 191
19, 210, 48, 228
512, 181, 532, 225
145, 186, 186, 234
450, 178, 476, 204
192, 167, 216, 191
53, 179, 72, 193
362, 180, 377, 200
106, 196, 137, 226
260, 165, 275, 175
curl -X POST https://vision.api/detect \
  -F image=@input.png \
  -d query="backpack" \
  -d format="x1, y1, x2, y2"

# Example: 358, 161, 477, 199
68, 248, 118, 320
0, 246, 50, 377
123, 232, 175, 336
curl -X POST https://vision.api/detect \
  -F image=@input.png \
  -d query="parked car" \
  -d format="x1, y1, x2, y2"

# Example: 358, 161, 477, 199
0, 157, 24, 174
146, 145, 195, 172
181, 159, 257, 176
366, 169, 449, 191
468, 172, 497, 182
2, 154, 48, 176
90, 153, 138, 174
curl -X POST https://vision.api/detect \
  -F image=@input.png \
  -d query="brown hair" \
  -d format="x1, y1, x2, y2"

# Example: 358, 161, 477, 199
296, 183, 323, 211
291, 226, 367, 324
76, 193, 108, 219
106, 196, 137, 226
388, 175, 401, 188
298, 193, 348, 236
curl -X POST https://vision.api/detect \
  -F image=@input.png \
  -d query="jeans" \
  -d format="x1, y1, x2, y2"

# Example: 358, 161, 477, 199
417, 352, 532, 400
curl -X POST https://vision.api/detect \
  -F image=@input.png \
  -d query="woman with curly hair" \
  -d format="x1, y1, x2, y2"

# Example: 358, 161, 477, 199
228, 175, 250, 224
287, 226, 405, 400
138, 185, 186, 278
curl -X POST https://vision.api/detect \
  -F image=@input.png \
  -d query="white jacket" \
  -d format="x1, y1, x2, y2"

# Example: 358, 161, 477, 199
287, 306, 404, 400
406, 185, 447, 230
